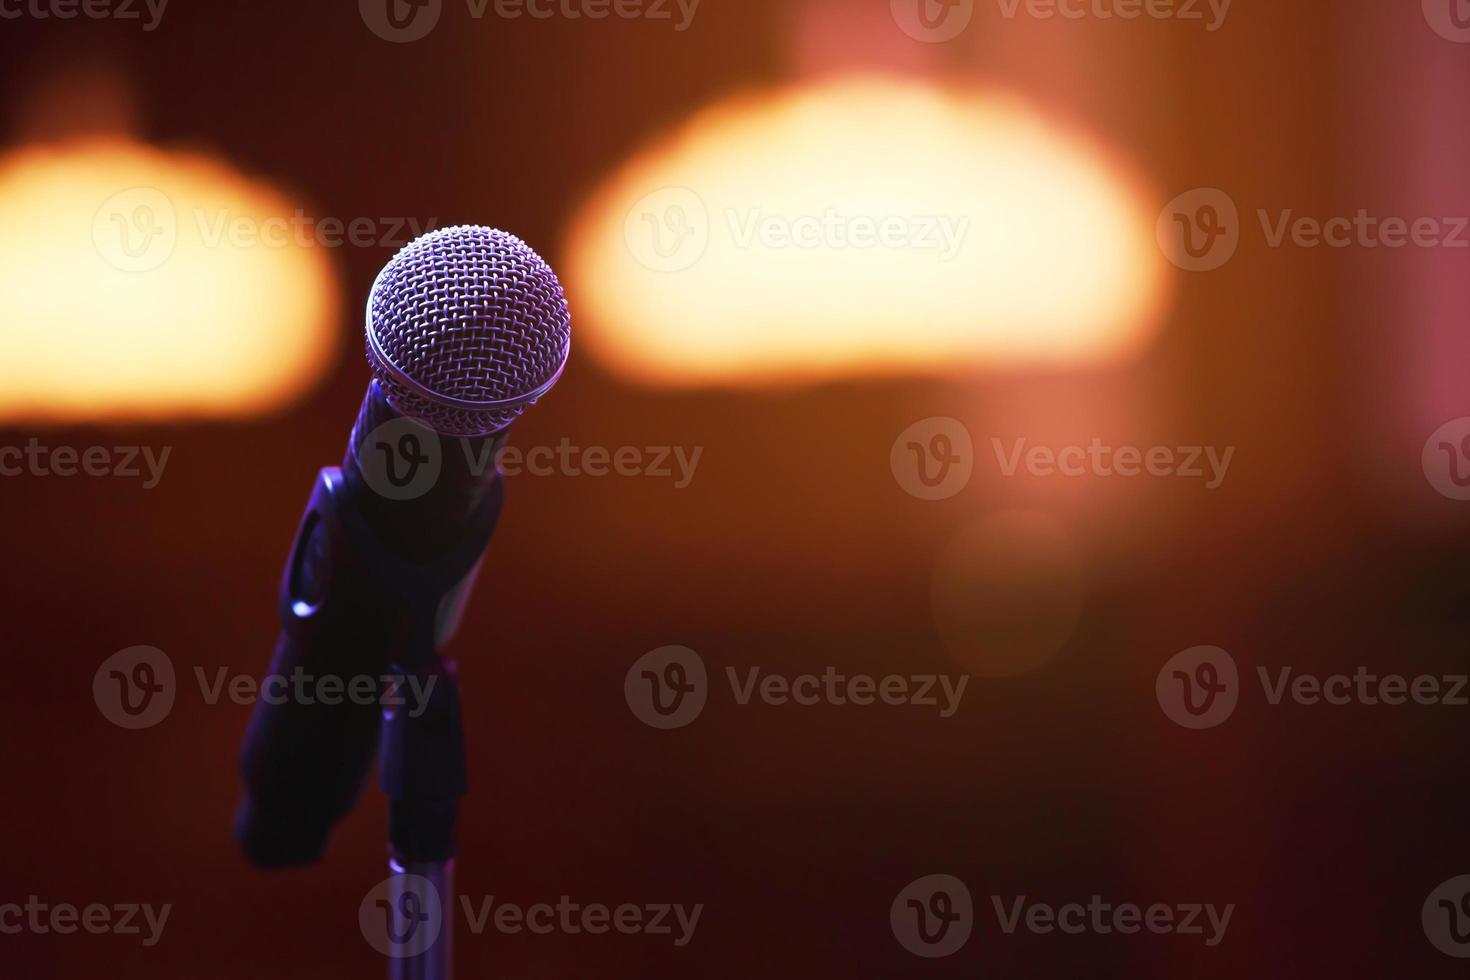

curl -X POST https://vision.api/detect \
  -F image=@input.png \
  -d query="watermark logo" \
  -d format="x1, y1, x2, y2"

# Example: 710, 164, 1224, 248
1423, 418, 1470, 501
194, 668, 439, 717
1156, 645, 1238, 729
1157, 188, 1239, 272
0, 0, 169, 30
355, 428, 705, 502
361, 874, 445, 959
625, 187, 710, 273
1257, 210, 1470, 250
1164, 189, 1470, 271
727, 667, 967, 716
625, 190, 969, 272
627, 648, 970, 729
357, 417, 444, 501
992, 438, 1234, 489
497, 441, 702, 488
892, 423, 1232, 497
193, 211, 436, 252
0, 898, 171, 946
1424, 0, 1470, 42
93, 188, 177, 273
360, 884, 703, 951
995, 0, 1230, 30
360, 0, 443, 41
891, 0, 975, 42
1159, 649, 1470, 727
1425, 876, 1470, 957
461, 895, 702, 944
93, 190, 437, 272
891, 417, 974, 501
892, 875, 973, 958
993, 894, 1233, 945
93, 648, 440, 729
362, 0, 698, 41
491, 0, 700, 30
892, 875, 1234, 952
0, 440, 172, 488
625, 646, 707, 729
726, 210, 967, 259
93, 646, 176, 730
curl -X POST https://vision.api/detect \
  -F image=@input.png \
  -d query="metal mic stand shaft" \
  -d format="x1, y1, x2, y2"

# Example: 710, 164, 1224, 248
380, 653, 466, 980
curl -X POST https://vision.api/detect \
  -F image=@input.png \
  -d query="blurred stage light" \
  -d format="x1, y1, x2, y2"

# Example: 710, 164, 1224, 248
566, 75, 1167, 388
0, 139, 339, 424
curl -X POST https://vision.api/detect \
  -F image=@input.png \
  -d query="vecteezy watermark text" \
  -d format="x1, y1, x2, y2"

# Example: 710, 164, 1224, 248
461, 896, 701, 946
623, 188, 970, 273
93, 646, 438, 730
996, 0, 1230, 30
192, 667, 438, 717
192, 211, 437, 251
0, 0, 167, 29
0, 898, 171, 947
889, 874, 1233, 957
359, 874, 701, 959
359, 0, 700, 43
92, 190, 439, 272
726, 667, 968, 718
0, 440, 171, 489
890, 418, 1235, 500
991, 895, 1233, 946
725, 209, 969, 260
493, 441, 701, 488
358, 418, 704, 501
890, 0, 1227, 43
1157, 646, 1470, 729
624, 646, 969, 729
1158, 187, 1470, 271
992, 438, 1234, 489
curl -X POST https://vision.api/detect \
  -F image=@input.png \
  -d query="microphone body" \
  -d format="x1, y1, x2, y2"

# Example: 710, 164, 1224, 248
237, 383, 503, 867
235, 225, 571, 869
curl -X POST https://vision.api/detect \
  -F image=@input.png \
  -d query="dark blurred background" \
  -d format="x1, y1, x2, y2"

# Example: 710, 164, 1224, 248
2, 0, 1469, 976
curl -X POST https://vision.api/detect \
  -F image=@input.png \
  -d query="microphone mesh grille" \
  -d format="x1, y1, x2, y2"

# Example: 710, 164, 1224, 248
366, 226, 571, 435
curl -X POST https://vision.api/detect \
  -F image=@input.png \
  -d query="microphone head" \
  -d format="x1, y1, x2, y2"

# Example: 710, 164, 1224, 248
365, 225, 571, 436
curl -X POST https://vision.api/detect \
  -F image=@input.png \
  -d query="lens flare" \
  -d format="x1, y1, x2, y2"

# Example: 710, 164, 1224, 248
0, 139, 339, 424
565, 75, 1167, 388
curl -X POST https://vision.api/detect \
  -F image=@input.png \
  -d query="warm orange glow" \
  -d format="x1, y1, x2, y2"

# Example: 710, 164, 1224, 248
565, 75, 1168, 388
0, 139, 339, 423
931, 510, 1085, 678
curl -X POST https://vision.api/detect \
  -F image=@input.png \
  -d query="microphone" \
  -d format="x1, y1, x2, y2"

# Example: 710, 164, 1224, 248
236, 226, 571, 869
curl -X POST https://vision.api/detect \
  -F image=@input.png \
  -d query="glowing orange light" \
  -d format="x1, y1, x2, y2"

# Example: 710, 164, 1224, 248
565, 75, 1168, 388
0, 139, 339, 424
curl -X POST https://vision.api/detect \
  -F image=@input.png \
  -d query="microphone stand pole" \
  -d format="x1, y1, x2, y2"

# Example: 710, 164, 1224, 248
381, 653, 465, 980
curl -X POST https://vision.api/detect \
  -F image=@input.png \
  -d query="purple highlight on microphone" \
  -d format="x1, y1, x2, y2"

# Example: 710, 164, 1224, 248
366, 225, 572, 436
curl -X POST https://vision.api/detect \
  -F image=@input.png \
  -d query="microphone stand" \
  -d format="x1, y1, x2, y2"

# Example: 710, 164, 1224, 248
341, 387, 503, 979
381, 652, 465, 980
238, 385, 506, 980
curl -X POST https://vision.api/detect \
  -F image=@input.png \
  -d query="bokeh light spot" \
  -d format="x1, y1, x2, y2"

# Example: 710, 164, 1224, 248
0, 139, 340, 424
566, 75, 1167, 388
